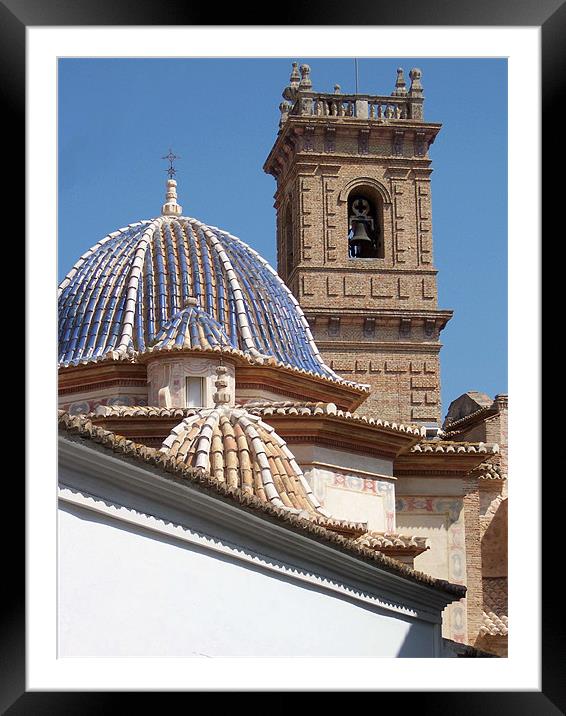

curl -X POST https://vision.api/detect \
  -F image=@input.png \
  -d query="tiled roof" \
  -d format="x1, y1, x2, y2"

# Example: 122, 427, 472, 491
483, 577, 507, 615
92, 406, 200, 419
480, 611, 508, 637
410, 441, 499, 454
354, 531, 429, 554
148, 303, 230, 352
473, 460, 504, 480
442, 402, 499, 433
160, 405, 338, 518
58, 410, 466, 598
480, 578, 508, 637
58, 217, 366, 394
244, 400, 426, 437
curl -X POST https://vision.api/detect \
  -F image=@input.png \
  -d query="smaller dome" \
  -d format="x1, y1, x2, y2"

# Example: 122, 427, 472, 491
160, 405, 329, 517
148, 301, 231, 353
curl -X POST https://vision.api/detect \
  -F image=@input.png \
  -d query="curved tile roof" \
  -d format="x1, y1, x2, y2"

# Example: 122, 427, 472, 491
58, 216, 359, 391
149, 301, 230, 352
244, 400, 426, 436
480, 611, 508, 637
160, 405, 334, 517
410, 441, 499, 454
354, 531, 429, 553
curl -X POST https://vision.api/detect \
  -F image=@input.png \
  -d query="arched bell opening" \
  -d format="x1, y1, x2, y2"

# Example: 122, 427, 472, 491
347, 189, 383, 259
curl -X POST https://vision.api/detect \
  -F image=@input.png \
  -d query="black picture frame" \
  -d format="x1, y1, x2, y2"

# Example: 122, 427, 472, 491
8, 0, 555, 710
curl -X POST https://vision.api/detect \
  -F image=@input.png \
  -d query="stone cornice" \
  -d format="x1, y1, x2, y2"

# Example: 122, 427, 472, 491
314, 341, 443, 354
245, 416, 421, 460
264, 119, 440, 181
291, 265, 440, 276
304, 307, 453, 319
395, 443, 499, 475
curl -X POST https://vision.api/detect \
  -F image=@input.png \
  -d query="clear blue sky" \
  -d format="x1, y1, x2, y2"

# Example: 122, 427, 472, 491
58, 58, 507, 418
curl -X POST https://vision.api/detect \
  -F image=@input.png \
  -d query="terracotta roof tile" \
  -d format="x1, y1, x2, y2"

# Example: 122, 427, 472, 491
480, 611, 508, 637
354, 531, 429, 555
244, 401, 426, 437
410, 440, 499, 455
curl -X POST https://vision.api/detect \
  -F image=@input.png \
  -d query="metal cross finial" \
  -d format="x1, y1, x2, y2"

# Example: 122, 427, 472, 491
162, 148, 180, 179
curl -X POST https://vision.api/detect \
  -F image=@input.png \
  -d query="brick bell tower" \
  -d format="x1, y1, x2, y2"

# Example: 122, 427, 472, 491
264, 62, 453, 428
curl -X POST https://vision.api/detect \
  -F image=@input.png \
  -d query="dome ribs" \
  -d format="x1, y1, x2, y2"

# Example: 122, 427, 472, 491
162, 222, 182, 317
92, 234, 141, 356
153, 223, 169, 331
232, 420, 256, 497
134, 265, 146, 352
219, 415, 239, 489
58, 223, 149, 298
173, 222, 193, 309
116, 218, 164, 354
194, 219, 258, 356
210, 426, 225, 482
58, 216, 366, 393
185, 223, 203, 308
197, 227, 216, 318
209, 239, 229, 341
60, 229, 139, 362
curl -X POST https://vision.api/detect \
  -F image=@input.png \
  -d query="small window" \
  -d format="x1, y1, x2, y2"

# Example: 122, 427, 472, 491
348, 193, 382, 258
186, 377, 205, 407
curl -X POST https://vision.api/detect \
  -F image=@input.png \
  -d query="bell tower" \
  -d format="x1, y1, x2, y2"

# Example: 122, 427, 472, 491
264, 63, 453, 427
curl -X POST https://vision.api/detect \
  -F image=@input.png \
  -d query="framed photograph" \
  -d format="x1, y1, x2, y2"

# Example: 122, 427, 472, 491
9, 1, 553, 708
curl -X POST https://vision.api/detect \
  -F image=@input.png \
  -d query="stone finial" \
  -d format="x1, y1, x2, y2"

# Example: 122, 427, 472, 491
392, 67, 407, 97
409, 68, 423, 96
161, 178, 183, 216
290, 61, 300, 87
213, 365, 231, 406
279, 100, 291, 127
334, 84, 341, 94
299, 64, 312, 90
282, 61, 301, 101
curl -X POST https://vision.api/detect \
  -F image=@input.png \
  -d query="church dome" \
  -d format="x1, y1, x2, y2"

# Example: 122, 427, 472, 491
58, 180, 349, 387
161, 403, 329, 516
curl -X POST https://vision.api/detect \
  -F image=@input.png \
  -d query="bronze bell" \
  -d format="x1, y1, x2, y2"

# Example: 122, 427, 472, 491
350, 220, 372, 245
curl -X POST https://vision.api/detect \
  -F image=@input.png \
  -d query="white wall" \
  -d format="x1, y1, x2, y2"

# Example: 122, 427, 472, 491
58, 500, 438, 658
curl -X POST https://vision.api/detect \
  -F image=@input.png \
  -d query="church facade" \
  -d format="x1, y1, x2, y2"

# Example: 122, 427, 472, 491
57, 63, 507, 657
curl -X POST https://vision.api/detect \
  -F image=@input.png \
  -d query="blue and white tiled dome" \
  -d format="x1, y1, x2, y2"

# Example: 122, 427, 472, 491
58, 197, 357, 388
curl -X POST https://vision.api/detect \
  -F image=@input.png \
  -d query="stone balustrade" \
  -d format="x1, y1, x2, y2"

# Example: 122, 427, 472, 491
279, 64, 425, 125
285, 92, 423, 122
